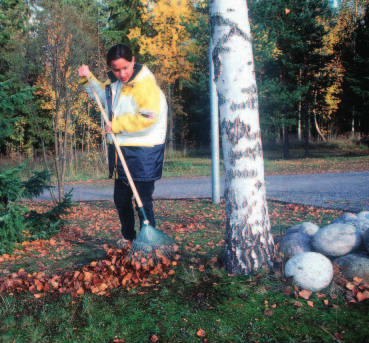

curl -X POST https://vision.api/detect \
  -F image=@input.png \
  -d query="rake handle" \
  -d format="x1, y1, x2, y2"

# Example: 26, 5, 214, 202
87, 76, 145, 211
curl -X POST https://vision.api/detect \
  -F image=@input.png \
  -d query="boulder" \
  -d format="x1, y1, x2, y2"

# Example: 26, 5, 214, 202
331, 213, 358, 223
357, 211, 369, 221
285, 252, 333, 292
285, 222, 319, 236
334, 253, 369, 283
311, 224, 362, 257
279, 232, 312, 256
364, 229, 369, 254
331, 213, 369, 235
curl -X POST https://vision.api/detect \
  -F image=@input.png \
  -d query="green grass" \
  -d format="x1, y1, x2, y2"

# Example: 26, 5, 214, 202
1, 199, 368, 342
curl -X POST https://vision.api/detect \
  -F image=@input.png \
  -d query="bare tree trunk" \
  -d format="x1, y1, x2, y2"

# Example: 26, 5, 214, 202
29, 104, 57, 204
298, 101, 302, 141
351, 109, 355, 139
283, 124, 289, 159
167, 84, 174, 151
304, 104, 310, 157
298, 68, 302, 141
313, 90, 326, 142
210, 0, 274, 274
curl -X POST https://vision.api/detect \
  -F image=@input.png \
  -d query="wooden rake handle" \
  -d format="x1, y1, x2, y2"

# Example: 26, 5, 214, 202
87, 76, 144, 209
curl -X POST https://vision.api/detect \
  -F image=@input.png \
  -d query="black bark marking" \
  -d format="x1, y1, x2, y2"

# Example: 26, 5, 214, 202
255, 180, 263, 190
227, 168, 258, 180
221, 117, 250, 146
217, 92, 227, 106
210, 14, 251, 83
241, 84, 257, 94
226, 188, 249, 210
210, 14, 250, 42
231, 85, 258, 111
229, 142, 262, 166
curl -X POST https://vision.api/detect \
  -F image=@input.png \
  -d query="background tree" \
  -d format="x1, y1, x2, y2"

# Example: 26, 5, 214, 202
250, 0, 332, 156
0, 0, 34, 154
210, 0, 275, 274
31, 0, 102, 200
128, 0, 197, 150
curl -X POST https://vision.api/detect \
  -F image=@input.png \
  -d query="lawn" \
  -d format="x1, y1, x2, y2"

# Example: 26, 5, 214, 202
1, 199, 368, 342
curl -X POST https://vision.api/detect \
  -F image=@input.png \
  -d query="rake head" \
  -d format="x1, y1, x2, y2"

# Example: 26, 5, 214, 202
126, 222, 176, 266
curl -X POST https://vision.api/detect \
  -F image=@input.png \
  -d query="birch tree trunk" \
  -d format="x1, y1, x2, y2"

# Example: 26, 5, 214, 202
210, 0, 275, 274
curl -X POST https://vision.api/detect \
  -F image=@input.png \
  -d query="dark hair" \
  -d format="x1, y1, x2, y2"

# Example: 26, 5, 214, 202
106, 44, 133, 66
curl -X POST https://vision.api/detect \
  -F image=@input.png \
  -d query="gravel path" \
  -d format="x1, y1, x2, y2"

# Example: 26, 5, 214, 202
35, 171, 369, 212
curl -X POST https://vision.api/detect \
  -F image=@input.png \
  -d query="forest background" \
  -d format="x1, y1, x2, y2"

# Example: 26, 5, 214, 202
1, 0, 369, 197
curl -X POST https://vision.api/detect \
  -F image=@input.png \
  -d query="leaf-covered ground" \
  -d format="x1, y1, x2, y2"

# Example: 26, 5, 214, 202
1, 199, 369, 342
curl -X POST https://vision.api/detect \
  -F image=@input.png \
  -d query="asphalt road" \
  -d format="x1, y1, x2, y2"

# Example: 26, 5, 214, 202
36, 171, 369, 212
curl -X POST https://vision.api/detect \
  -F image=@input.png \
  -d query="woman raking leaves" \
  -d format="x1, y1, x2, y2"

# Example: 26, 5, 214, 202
78, 44, 175, 265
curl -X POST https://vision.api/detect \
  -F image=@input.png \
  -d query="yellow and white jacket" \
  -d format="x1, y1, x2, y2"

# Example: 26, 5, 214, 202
80, 64, 167, 181
80, 64, 167, 147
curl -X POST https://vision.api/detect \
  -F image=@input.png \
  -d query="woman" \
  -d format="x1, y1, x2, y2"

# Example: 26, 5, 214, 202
78, 44, 167, 248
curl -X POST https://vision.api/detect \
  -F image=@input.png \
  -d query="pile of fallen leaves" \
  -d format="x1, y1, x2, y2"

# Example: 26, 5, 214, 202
0, 248, 179, 297
342, 277, 369, 303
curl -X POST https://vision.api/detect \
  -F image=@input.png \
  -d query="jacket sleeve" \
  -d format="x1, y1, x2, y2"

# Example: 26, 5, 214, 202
79, 72, 108, 109
111, 76, 160, 133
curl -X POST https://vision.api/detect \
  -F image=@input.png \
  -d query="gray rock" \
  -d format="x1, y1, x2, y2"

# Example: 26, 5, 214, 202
334, 253, 369, 283
343, 219, 369, 235
364, 229, 369, 254
332, 213, 358, 223
279, 232, 312, 256
357, 211, 369, 221
331, 212, 369, 235
285, 252, 333, 292
285, 222, 319, 236
312, 224, 363, 257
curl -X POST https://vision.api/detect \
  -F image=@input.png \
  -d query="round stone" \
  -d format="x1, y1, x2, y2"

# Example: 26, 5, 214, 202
311, 224, 363, 257
285, 252, 333, 292
364, 229, 369, 254
279, 232, 312, 256
285, 222, 319, 236
334, 253, 369, 283
357, 211, 369, 221
332, 213, 358, 223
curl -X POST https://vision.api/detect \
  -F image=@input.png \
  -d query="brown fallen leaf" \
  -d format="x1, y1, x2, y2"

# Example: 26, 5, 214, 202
264, 309, 274, 317
293, 301, 303, 307
284, 286, 292, 296
334, 332, 344, 340
323, 299, 329, 306
150, 335, 158, 342
196, 328, 206, 337
307, 301, 314, 307
346, 282, 356, 290
299, 290, 312, 300
353, 277, 363, 285
356, 291, 368, 302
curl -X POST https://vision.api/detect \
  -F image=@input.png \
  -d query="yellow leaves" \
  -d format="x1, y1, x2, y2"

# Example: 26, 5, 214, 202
129, 0, 197, 87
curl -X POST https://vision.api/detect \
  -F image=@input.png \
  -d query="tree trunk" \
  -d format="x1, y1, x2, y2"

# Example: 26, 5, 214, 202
283, 124, 289, 159
313, 90, 326, 142
210, 0, 274, 274
298, 101, 302, 141
298, 68, 302, 141
167, 84, 174, 151
304, 104, 310, 157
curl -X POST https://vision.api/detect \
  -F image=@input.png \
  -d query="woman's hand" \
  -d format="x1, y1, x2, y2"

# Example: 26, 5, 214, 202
105, 121, 112, 134
78, 65, 90, 78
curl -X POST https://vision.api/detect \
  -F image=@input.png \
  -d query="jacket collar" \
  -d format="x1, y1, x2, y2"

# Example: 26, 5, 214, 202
107, 63, 143, 84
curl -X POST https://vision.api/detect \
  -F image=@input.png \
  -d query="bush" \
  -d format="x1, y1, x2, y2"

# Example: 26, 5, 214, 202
0, 164, 74, 253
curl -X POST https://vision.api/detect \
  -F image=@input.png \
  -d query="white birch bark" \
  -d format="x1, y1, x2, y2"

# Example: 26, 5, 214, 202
210, 0, 275, 274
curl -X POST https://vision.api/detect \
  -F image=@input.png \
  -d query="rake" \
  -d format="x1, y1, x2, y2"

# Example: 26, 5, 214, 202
87, 76, 176, 266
